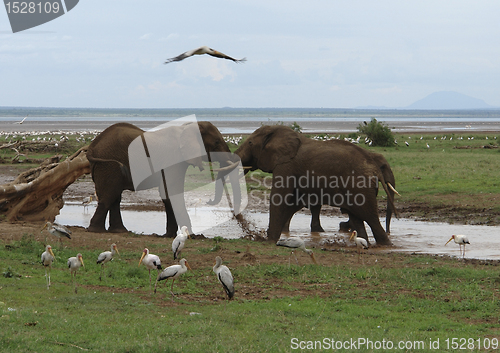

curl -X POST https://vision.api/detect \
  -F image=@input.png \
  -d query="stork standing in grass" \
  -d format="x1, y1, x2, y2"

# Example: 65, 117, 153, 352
154, 258, 192, 301
138, 248, 162, 290
97, 243, 119, 281
276, 237, 318, 266
42, 222, 71, 248
445, 234, 470, 259
172, 226, 189, 260
213, 256, 235, 302
41, 245, 55, 289
350, 230, 369, 262
67, 253, 84, 294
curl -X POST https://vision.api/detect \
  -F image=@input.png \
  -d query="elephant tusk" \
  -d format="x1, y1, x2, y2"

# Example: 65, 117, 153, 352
387, 182, 401, 196
241, 166, 253, 169
212, 160, 240, 173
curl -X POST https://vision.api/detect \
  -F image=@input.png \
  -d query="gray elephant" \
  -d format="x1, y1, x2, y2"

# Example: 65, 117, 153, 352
235, 125, 396, 245
283, 150, 398, 234
86, 121, 240, 237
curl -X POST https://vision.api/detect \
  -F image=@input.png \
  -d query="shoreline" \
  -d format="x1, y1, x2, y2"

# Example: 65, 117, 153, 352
1, 118, 500, 134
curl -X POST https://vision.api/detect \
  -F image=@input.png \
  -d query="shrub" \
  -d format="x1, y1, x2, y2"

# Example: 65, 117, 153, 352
357, 118, 395, 147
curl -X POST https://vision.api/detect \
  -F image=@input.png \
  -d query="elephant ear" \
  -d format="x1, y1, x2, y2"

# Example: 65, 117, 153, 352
179, 123, 205, 171
259, 126, 301, 171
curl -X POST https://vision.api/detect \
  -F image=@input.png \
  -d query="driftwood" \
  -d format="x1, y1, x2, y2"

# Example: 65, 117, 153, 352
0, 147, 91, 222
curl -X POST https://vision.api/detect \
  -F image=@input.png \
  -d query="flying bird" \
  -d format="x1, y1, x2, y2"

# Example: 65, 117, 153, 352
154, 258, 192, 301
172, 226, 189, 260
445, 234, 470, 259
41, 245, 55, 289
97, 243, 119, 281
349, 230, 368, 261
41, 222, 71, 248
276, 237, 318, 266
213, 256, 235, 301
67, 253, 84, 294
164, 46, 246, 64
15, 114, 28, 124
138, 248, 162, 290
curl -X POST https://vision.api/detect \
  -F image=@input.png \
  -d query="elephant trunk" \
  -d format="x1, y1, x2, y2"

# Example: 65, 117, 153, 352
207, 154, 243, 215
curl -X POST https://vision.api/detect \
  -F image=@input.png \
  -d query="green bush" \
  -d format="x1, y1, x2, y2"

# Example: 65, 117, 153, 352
357, 118, 395, 147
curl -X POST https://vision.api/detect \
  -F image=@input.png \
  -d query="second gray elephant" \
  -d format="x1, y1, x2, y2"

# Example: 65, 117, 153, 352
282, 149, 397, 235
235, 125, 396, 245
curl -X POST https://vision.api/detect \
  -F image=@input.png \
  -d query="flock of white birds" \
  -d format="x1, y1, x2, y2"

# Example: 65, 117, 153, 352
40, 222, 235, 301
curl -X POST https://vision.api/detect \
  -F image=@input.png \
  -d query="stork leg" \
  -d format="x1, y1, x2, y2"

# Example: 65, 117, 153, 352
170, 279, 176, 302
44, 267, 49, 290
292, 251, 299, 266
99, 264, 103, 281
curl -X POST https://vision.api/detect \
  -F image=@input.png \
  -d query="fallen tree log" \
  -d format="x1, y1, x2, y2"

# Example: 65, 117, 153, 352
0, 146, 91, 222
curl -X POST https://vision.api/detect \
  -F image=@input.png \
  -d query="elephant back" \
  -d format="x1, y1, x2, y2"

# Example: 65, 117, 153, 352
87, 123, 144, 166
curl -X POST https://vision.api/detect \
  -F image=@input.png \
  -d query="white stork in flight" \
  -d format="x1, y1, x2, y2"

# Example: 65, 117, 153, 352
164, 46, 246, 64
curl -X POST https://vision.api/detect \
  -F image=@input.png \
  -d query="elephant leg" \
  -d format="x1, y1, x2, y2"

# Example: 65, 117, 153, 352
267, 189, 303, 241
162, 198, 180, 238
309, 204, 325, 232
361, 192, 391, 245
88, 202, 109, 232
348, 214, 370, 244
365, 214, 391, 245
281, 206, 302, 233
108, 195, 128, 233
282, 217, 291, 233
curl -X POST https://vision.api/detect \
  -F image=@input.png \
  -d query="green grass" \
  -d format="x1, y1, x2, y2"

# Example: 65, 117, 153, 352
1, 235, 500, 352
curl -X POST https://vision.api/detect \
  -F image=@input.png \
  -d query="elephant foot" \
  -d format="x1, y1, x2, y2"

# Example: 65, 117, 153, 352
311, 225, 325, 233
108, 226, 129, 233
86, 225, 107, 233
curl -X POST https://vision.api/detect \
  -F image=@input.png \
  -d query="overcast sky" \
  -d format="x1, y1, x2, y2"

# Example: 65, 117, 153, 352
1, 0, 499, 109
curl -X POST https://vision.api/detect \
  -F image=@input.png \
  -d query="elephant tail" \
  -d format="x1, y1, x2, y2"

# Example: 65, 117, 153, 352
86, 154, 131, 183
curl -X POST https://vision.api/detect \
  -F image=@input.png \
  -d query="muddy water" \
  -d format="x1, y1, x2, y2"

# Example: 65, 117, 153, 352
57, 204, 500, 260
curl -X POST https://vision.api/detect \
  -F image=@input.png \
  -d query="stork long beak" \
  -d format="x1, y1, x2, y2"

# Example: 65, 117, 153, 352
445, 237, 454, 246
138, 252, 146, 267
114, 245, 120, 256
41, 223, 47, 232
186, 262, 192, 270
310, 253, 318, 265
79, 258, 85, 267
48, 248, 55, 258
349, 231, 356, 242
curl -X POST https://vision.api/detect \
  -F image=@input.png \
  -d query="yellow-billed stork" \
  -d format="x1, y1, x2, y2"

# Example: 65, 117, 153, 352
213, 256, 234, 301
41, 245, 55, 289
67, 253, 84, 293
138, 248, 162, 290
154, 258, 192, 301
276, 236, 318, 266
97, 243, 119, 281
445, 234, 470, 258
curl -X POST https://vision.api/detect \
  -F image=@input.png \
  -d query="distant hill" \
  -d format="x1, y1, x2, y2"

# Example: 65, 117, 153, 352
406, 91, 493, 110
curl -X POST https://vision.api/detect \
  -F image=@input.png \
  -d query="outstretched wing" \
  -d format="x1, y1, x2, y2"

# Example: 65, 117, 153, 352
208, 49, 246, 63
164, 47, 202, 63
